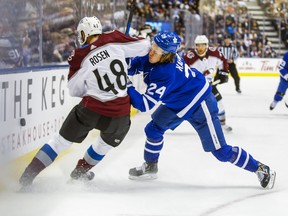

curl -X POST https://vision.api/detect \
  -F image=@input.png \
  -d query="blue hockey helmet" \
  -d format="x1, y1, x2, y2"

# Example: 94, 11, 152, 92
153, 32, 181, 54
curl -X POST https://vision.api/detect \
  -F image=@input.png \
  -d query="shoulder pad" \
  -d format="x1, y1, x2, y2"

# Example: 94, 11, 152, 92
208, 47, 217, 52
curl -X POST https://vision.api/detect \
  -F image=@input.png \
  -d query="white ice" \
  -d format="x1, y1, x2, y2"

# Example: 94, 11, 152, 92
0, 76, 287, 216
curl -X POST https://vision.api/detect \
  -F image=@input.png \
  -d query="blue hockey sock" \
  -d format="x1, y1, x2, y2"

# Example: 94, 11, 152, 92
230, 147, 258, 172
84, 145, 105, 166
35, 143, 58, 167
144, 139, 163, 163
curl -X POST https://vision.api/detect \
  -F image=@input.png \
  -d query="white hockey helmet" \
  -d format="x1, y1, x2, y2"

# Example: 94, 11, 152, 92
77, 16, 102, 45
194, 35, 209, 45
194, 35, 209, 57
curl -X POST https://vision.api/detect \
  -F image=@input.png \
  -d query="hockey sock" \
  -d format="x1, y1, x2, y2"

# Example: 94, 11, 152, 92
83, 136, 113, 166
274, 91, 284, 101
230, 147, 258, 172
144, 139, 163, 163
217, 100, 226, 125
19, 144, 57, 186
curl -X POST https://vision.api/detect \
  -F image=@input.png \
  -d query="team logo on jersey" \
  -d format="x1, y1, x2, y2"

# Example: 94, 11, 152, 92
67, 50, 75, 61
186, 51, 195, 59
173, 37, 178, 43
161, 34, 167, 38
114, 139, 121, 144
143, 71, 149, 79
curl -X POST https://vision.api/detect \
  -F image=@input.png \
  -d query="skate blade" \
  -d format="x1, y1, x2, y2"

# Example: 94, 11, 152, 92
67, 178, 78, 184
67, 177, 94, 184
68, 172, 95, 184
265, 170, 276, 189
128, 173, 157, 180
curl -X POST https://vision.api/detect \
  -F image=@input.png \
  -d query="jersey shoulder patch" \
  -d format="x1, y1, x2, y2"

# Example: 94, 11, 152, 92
186, 50, 195, 59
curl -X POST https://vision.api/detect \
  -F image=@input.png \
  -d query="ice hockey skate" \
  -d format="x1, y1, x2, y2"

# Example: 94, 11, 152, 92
221, 124, 232, 132
70, 169, 95, 181
256, 162, 276, 189
129, 162, 158, 180
19, 157, 46, 189
269, 101, 278, 110
219, 117, 232, 132
18, 174, 34, 192
19, 172, 34, 187
69, 159, 95, 182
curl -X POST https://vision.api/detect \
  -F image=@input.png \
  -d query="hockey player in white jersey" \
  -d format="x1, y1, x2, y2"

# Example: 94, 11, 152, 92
19, 16, 150, 188
127, 31, 276, 189
183, 35, 232, 132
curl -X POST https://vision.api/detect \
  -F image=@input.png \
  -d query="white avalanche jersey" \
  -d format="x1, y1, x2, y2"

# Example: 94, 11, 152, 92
183, 47, 228, 82
67, 30, 150, 117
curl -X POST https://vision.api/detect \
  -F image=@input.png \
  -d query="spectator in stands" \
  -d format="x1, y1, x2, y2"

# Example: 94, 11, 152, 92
21, 28, 31, 66
42, 24, 62, 63
250, 46, 261, 58
0, 20, 23, 68
264, 41, 277, 58
141, 1, 154, 21
280, 20, 288, 48
237, 40, 248, 57
251, 19, 259, 32
242, 18, 250, 30
226, 22, 236, 40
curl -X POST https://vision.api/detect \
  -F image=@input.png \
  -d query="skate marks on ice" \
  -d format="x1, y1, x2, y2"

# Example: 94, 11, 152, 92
199, 189, 282, 216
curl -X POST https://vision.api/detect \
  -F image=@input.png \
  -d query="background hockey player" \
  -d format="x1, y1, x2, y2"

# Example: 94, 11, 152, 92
127, 31, 276, 189
270, 51, 288, 110
19, 16, 150, 188
183, 35, 232, 132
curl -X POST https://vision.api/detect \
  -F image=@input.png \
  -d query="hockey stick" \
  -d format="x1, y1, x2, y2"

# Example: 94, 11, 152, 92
212, 79, 221, 86
125, 0, 136, 35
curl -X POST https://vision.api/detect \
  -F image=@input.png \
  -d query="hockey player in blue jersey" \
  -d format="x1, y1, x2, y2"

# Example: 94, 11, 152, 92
270, 51, 288, 110
127, 31, 276, 189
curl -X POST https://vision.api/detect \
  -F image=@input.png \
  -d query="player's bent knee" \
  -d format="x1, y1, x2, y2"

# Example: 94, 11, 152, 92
212, 145, 233, 162
144, 121, 164, 142
100, 120, 130, 148
101, 134, 124, 147
48, 133, 73, 154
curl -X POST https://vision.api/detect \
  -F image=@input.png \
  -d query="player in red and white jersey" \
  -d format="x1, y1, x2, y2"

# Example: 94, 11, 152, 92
67, 26, 150, 116
183, 35, 232, 132
19, 16, 150, 188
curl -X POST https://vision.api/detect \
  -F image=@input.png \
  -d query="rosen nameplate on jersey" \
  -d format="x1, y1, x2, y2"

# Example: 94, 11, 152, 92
89, 49, 110, 66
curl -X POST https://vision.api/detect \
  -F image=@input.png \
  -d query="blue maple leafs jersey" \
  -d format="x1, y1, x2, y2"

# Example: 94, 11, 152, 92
279, 52, 288, 80
128, 54, 212, 119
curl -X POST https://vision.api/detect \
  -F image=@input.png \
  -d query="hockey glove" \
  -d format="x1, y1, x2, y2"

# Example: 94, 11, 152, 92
203, 68, 215, 83
214, 70, 229, 85
203, 68, 214, 76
